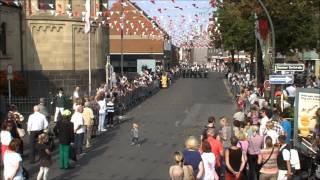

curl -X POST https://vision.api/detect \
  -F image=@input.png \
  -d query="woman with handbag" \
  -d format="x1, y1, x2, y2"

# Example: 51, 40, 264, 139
258, 136, 279, 180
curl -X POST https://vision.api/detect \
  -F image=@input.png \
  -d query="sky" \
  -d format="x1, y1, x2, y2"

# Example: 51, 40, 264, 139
109, 0, 215, 46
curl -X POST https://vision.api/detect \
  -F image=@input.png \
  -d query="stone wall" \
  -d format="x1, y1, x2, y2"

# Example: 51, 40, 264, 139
25, 69, 105, 97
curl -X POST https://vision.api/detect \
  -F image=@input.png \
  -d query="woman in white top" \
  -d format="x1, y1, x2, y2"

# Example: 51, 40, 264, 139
96, 93, 107, 132
1, 121, 13, 160
201, 140, 219, 180
3, 138, 23, 180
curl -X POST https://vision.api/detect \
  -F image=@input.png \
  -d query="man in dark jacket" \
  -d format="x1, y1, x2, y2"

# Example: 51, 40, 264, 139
54, 110, 74, 169
53, 88, 68, 122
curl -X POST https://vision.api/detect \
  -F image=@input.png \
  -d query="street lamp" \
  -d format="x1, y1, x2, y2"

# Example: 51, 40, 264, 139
256, 0, 276, 109
120, 0, 124, 75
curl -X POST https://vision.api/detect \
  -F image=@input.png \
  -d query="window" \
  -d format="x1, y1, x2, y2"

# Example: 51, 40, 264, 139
38, 0, 56, 10
0, 22, 7, 56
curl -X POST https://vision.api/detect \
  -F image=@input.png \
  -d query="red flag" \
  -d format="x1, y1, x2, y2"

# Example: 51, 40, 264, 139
259, 19, 269, 40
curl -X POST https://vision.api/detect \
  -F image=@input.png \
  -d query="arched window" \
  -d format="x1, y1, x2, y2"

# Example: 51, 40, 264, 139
0, 22, 7, 56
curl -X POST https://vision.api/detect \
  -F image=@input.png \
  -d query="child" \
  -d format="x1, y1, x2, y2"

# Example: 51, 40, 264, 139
36, 133, 52, 180
130, 123, 139, 146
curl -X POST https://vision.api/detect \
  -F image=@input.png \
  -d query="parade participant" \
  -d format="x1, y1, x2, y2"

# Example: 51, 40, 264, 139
277, 135, 292, 180
201, 140, 219, 180
53, 110, 74, 170
183, 136, 204, 179
169, 151, 194, 180
53, 88, 68, 122
27, 105, 48, 164
258, 136, 279, 180
225, 136, 246, 180
1, 121, 13, 160
71, 105, 85, 156
3, 138, 23, 180
36, 133, 52, 180
130, 123, 140, 146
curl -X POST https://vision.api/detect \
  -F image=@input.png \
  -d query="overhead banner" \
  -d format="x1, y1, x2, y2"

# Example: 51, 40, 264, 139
295, 89, 320, 138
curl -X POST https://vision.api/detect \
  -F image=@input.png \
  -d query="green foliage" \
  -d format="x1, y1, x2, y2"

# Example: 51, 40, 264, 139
216, 0, 320, 55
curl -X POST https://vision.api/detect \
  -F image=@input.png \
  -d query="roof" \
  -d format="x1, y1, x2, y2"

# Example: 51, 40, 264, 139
109, 0, 168, 38
0, 0, 21, 8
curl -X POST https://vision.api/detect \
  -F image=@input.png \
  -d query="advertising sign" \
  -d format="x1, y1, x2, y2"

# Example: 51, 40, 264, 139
137, 59, 156, 75
295, 89, 320, 139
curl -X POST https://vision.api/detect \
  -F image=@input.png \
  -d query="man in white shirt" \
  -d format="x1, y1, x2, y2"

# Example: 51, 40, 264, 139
277, 135, 292, 180
71, 105, 85, 156
259, 109, 270, 136
27, 105, 48, 163
285, 84, 296, 105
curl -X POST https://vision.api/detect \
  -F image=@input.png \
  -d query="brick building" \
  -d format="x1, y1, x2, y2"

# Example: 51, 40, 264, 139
109, 0, 169, 73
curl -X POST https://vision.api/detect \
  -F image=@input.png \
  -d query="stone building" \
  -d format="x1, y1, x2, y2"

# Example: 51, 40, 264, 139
0, 2, 22, 71
22, 0, 108, 96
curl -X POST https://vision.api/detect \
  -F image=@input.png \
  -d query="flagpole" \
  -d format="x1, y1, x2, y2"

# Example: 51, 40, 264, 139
89, 27, 92, 96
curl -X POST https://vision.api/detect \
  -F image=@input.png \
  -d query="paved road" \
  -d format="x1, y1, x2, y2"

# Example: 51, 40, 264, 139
27, 72, 235, 180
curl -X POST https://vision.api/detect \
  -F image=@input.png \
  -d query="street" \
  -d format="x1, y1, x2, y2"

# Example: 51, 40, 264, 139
26, 72, 234, 180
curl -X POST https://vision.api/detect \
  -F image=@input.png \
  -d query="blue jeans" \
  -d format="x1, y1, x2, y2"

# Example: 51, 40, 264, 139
74, 133, 84, 155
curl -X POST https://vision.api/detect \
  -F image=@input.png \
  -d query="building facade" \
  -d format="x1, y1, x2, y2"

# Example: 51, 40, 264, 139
22, 0, 108, 96
109, 0, 167, 73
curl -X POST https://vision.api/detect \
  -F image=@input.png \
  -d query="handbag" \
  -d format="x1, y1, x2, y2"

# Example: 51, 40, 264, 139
258, 147, 274, 172
17, 127, 26, 137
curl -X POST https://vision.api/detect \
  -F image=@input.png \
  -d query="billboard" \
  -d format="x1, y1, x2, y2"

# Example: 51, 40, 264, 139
294, 89, 320, 140
137, 59, 156, 75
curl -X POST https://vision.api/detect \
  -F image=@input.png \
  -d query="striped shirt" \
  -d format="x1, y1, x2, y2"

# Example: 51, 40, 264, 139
259, 148, 279, 174
106, 102, 115, 113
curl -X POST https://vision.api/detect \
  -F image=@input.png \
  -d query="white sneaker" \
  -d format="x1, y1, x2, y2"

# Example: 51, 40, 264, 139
101, 129, 107, 132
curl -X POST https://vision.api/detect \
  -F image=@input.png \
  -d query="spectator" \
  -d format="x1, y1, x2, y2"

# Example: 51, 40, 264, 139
71, 105, 85, 156
225, 136, 246, 180
36, 133, 52, 180
97, 94, 107, 132
3, 138, 23, 180
27, 105, 49, 164
54, 110, 74, 170
207, 116, 216, 129
277, 135, 292, 180
247, 125, 263, 180
201, 140, 219, 180
169, 151, 194, 180
258, 136, 279, 180
1, 121, 13, 160
264, 122, 279, 147
279, 112, 292, 145
106, 99, 115, 128
38, 98, 49, 120
183, 136, 204, 179
206, 128, 223, 177
83, 102, 94, 149
219, 117, 232, 149
259, 109, 270, 136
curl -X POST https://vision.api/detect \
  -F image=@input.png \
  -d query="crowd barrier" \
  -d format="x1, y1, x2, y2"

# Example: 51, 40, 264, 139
115, 80, 160, 115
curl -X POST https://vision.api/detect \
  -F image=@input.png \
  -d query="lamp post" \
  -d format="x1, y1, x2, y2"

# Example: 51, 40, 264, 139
256, 0, 276, 109
120, 0, 124, 75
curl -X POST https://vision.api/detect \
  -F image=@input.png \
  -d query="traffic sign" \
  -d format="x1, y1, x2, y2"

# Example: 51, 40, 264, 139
7, 64, 13, 80
275, 63, 304, 72
269, 74, 294, 84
